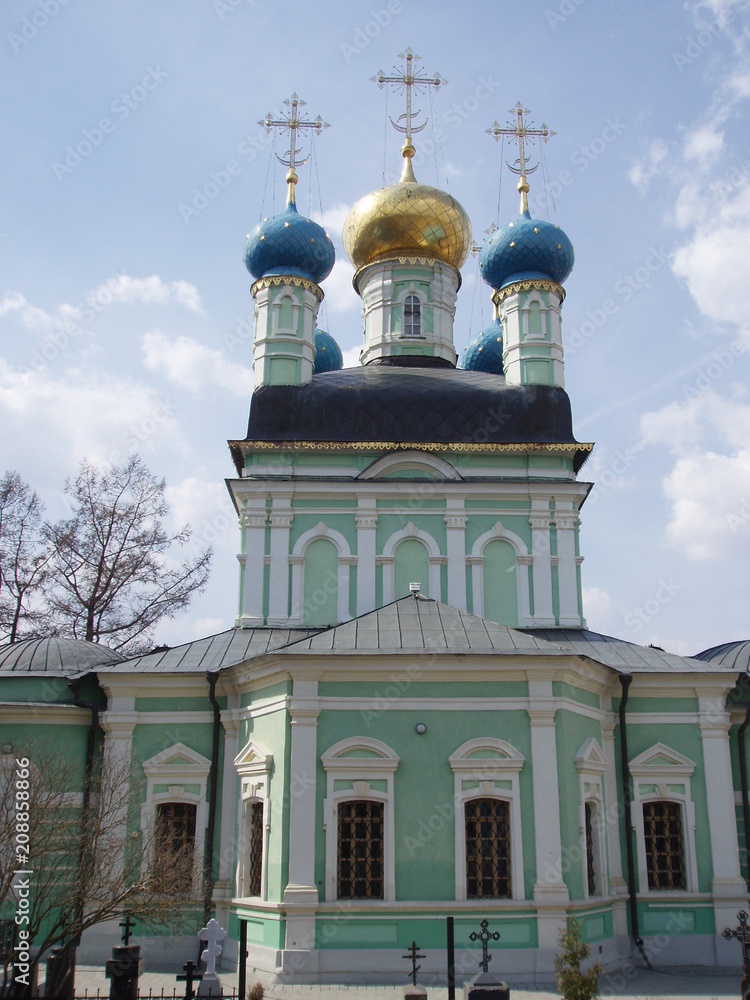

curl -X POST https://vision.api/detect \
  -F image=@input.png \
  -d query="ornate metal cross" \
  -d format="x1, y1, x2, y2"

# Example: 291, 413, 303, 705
469, 918, 501, 974
177, 959, 203, 1000
372, 48, 445, 149
723, 910, 750, 999
258, 93, 329, 202
403, 940, 425, 986
486, 103, 556, 213
119, 912, 135, 946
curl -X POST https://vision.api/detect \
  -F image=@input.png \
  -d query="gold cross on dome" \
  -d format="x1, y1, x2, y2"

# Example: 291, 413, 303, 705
372, 48, 445, 177
486, 102, 556, 213
259, 93, 329, 204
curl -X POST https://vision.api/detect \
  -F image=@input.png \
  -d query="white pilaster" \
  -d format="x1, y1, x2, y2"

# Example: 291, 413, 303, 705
267, 493, 293, 626
529, 499, 555, 626
99, 700, 137, 883
528, 680, 569, 952
601, 711, 629, 937
445, 499, 467, 611
240, 502, 267, 627
284, 678, 320, 949
554, 502, 583, 627
356, 501, 378, 616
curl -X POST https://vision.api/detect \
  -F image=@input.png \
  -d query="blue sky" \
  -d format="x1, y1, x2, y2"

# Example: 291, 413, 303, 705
2, 0, 749, 654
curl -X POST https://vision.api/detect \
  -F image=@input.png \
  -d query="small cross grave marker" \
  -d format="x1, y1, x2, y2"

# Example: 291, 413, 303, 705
403, 940, 425, 986
470, 919, 501, 974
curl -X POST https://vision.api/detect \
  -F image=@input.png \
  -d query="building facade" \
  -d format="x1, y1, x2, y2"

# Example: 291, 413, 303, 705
2, 87, 750, 984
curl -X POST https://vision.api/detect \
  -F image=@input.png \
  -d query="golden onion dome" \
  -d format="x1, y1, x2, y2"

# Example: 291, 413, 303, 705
343, 145, 472, 272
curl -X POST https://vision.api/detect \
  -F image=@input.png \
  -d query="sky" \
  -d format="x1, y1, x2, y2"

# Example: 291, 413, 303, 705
1, 0, 749, 656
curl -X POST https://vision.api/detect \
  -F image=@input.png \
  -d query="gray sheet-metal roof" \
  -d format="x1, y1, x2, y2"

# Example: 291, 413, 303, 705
693, 639, 750, 673
99, 627, 320, 674
524, 628, 735, 674
0, 637, 125, 675
277, 598, 567, 656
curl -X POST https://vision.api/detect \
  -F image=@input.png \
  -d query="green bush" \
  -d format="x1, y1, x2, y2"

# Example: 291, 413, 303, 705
555, 919, 603, 1000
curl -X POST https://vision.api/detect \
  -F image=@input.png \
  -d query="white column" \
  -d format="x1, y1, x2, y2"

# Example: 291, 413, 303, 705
528, 680, 569, 959
529, 499, 555, 626
554, 503, 582, 627
99, 696, 137, 883
356, 501, 377, 616
267, 493, 293, 626
601, 711, 629, 937
284, 678, 320, 950
445, 499, 467, 611
240, 502, 267, 627
213, 715, 240, 933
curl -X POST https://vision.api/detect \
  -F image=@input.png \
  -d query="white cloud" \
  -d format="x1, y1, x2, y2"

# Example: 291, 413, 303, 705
0, 275, 204, 339
341, 344, 361, 368
165, 476, 237, 557
640, 390, 750, 559
582, 586, 615, 630
321, 259, 359, 316
628, 138, 669, 190
0, 358, 187, 472
683, 123, 724, 163
313, 202, 355, 246
141, 330, 252, 395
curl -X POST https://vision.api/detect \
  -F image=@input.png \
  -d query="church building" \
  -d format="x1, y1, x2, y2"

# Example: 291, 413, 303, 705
2, 58, 750, 985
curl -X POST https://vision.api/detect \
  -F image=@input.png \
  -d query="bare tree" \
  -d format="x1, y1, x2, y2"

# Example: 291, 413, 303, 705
0, 748, 202, 998
43, 456, 212, 654
0, 472, 52, 643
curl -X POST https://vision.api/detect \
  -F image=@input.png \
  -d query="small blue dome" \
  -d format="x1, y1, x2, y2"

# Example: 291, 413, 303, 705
244, 202, 335, 284
313, 329, 343, 373
460, 318, 504, 374
479, 211, 574, 291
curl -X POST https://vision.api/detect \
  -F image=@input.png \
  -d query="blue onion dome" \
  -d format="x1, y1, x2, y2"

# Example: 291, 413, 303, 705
244, 201, 335, 284
313, 329, 343, 373
479, 210, 574, 291
460, 318, 504, 374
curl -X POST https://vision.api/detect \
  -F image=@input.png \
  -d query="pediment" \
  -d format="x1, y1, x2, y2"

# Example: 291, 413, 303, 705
449, 738, 525, 773
575, 737, 607, 773
630, 742, 695, 776
234, 739, 273, 775
321, 737, 400, 773
142, 742, 211, 776
358, 452, 462, 482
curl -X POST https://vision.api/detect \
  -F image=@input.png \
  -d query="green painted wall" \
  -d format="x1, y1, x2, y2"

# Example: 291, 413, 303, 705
483, 539, 518, 627
394, 538, 430, 599
303, 538, 340, 626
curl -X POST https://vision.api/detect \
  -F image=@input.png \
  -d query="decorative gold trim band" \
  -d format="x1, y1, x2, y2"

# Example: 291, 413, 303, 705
492, 278, 565, 305
251, 275, 324, 300
229, 440, 594, 456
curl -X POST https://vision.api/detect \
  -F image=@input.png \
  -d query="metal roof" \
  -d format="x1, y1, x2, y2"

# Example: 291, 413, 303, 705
693, 639, 750, 673
0, 637, 125, 675
99, 627, 320, 674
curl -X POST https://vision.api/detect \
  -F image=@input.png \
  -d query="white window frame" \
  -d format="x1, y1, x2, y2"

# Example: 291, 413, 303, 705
630, 742, 698, 895
575, 737, 608, 899
321, 737, 400, 902
402, 293, 423, 338
449, 738, 526, 902
140, 742, 211, 895
289, 521, 353, 626
468, 520, 531, 625
234, 739, 274, 900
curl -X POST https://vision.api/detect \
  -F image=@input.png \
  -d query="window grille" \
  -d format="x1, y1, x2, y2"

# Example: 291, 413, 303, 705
155, 802, 196, 883
403, 295, 422, 337
585, 801, 596, 896
465, 798, 511, 899
643, 800, 686, 890
337, 800, 384, 899
247, 801, 264, 897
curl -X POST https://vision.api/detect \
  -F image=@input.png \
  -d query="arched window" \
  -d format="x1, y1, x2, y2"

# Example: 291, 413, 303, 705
482, 539, 518, 627
465, 798, 511, 899
337, 800, 385, 899
155, 802, 197, 886
403, 295, 422, 337
643, 801, 686, 890
394, 537, 430, 599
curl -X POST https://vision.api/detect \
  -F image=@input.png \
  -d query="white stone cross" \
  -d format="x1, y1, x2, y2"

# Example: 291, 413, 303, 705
198, 918, 227, 975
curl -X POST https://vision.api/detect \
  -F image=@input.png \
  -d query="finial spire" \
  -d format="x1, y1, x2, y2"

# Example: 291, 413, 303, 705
259, 93, 329, 206
486, 103, 556, 214
372, 48, 446, 178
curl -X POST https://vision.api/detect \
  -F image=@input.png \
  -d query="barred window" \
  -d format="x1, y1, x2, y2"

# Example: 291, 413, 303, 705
337, 800, 384, 899
585, 801, 597, 896
155, 802, 196, 883
247, 801, 264, 897
403, 295, 422, 337
465, 798, 511, 899
643, 800, 686, 890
